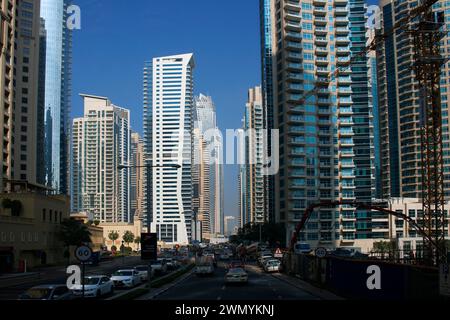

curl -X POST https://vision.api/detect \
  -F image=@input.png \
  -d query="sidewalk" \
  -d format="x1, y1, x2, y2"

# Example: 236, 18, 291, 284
272, 272, 344, 300
245, 264, 343, 300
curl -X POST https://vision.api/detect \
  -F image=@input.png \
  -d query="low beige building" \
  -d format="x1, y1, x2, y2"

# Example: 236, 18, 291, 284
0, 182, 70, 272
101, 217, 143, 251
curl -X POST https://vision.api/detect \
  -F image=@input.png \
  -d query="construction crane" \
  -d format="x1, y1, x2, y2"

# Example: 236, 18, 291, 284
289, 0, 448, 266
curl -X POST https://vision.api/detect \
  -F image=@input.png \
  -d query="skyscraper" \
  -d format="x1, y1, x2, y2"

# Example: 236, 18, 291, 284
193, 94, 224, 236
0, 0, 42, 191
240, 87, 267, 225
40, 0, 72, 194
130, 132, 145, 222
377, 0, 450, 200
71, 94, 130, 223
263, 0, 375, 247
260, 0, 276, 223
145, 53, 195, 245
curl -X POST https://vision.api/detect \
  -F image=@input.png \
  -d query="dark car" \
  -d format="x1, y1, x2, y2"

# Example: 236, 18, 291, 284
19, 285, 72, 300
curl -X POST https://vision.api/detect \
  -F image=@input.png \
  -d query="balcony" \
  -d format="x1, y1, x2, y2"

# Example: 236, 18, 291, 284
336, 46, 350, 55
339, 108, 353, 116
334, 7, 349, 16
287, 51, 303, 61
285, 1, 301, 10
313, 7, 327, 15
315, 46, 329, 56
286, 62, 303, 71
335, 27, 349, 35
287, 73, 304, 82
317, 98, 332, 105
315, 37, 328, 45
334, 0, 348, 4
314, 17, 327, 26
285, 21, 302, 31
334, 17, 349, 26
313, 0, 327, 5
286, 31, 302, 41
314, 27, 327, 36
316, 57, 329, 66
286, 41, 302, 50
316, 67, 330, 76
338, 98, 353, 106
338, 76, 351, 84
285, 10, 301, 21
335, 36, 350, 45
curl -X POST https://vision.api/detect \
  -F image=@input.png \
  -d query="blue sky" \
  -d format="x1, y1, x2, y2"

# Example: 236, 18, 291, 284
71, 0, 261, 221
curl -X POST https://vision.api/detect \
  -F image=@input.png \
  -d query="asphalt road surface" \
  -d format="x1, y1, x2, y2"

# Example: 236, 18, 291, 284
0, 256, 144, 300
154, 262, 320, 301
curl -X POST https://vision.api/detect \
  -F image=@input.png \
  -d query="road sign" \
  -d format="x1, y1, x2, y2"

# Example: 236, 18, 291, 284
141, 233, 157, 261
315, 247, 327, 258
274, 248, 283, 258
74, 245, 92, 262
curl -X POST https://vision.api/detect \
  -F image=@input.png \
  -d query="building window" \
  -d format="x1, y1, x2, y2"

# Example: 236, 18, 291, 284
49, 210, 52, 222
42, 209, 46, 222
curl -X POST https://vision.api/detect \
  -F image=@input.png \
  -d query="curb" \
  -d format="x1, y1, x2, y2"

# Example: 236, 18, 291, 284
271, 273, 344, 300
107, 265, 194, 300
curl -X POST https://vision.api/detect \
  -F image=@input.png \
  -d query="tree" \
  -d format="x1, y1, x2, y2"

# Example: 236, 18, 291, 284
134, 236, 141, 250
93, 220, 100, 226
123, 231, 135, 247
108, 231, 119, 247
57, 219, 92, 265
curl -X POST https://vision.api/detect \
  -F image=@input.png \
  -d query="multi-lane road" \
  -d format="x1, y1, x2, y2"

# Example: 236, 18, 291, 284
153, 262, 321, 301
0, 256, 144, 300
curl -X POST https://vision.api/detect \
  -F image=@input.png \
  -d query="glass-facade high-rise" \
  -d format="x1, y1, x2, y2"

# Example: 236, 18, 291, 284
377, 0, 450, 200
40, 0, 72, 194
264, 0, 375, 247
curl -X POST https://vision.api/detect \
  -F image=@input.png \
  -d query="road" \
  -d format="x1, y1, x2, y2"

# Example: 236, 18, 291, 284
154, 262, 320, 301
0, 256, 145, 300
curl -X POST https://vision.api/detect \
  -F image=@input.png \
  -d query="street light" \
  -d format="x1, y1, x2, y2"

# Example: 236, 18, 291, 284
117, 162, 182, 232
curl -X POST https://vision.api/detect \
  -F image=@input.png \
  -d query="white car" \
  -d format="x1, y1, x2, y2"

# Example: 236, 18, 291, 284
71, 276, 114, 298
134, 265, 154, 281
165, 258, 178, 270
150, 259, 168, 274
263, 259, 281, 273
225, 268, 248, 284
258, 254, 273, 266
111, 270, 141, 288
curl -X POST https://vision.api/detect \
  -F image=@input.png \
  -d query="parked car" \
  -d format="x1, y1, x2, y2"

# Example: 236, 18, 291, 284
110, 269, 141, 288
263, 259, 282, 273
225, 268, 248, 284
150, 259, 167, 274
134, 265, 154, 281
330, 248, 369, 259
19, 285, 72, 300
71, 276, 114, 298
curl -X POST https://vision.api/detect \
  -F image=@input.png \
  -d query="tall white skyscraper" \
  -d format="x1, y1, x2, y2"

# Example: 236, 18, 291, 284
71, 94, 130, 223
147, 53, 195, 245
194, 94, 224, 236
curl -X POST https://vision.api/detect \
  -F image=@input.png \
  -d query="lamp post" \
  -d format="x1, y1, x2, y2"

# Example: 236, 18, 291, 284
117, 163, 182, 233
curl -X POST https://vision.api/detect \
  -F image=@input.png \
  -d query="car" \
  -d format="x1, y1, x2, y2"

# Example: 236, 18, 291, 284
228, 260, 245, 270
258, 254, 273, 266
225, 268, 248, 284
70, 276, 114, 298
19, 285, 73, 300
195, 258, 215, 276
150, 259, 168, 274
134, 265, 154, 281
263, 259, 281, 273
110, 269, 141, 288
165, 258, 179, 270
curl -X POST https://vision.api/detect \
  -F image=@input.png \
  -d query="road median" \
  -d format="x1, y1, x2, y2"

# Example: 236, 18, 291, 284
109, 264, 194, 300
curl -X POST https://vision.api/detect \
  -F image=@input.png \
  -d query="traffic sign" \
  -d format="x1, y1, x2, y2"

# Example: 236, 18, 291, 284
74, 245, 92, 262
315, 247, 327, 258
274, 248, 283, 258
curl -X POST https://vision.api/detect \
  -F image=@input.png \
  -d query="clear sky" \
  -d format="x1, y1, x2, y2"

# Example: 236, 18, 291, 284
71, 0, 261, 220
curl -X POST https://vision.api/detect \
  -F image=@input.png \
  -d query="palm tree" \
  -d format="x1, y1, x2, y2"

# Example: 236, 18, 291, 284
57, 219, 92, 265
108, 231, 119, 249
